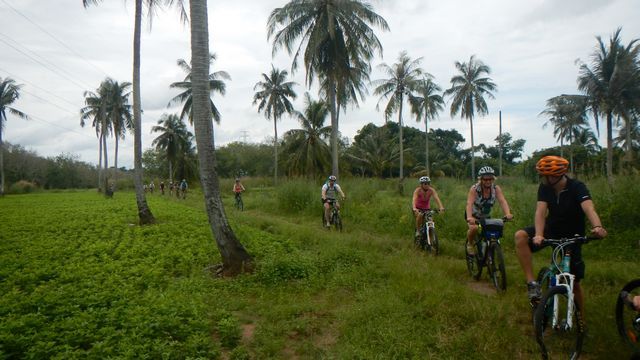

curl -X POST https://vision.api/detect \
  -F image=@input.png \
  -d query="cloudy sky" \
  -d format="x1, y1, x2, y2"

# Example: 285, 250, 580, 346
2, 0, 639, 169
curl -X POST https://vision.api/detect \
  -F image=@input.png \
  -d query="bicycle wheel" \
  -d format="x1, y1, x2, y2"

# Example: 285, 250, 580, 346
238, 197, 243, 211
465, 238, 482, 280
333, 212, 342, 232
427, 227, 439, 255
488, 243, 506, 292
533, 285, 584, 360
616, 279, 640, 354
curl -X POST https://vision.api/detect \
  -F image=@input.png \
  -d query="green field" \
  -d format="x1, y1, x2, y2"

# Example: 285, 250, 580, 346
1, 177, 638, 359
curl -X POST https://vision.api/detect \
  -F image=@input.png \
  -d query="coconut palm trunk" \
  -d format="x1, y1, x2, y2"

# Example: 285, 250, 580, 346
329, 82, 339, 178
132, 0, 154, 224
273, 115, 278, 185
469, 115, 475, 179
606, 112, 613, 178
97, 133, 103, 191
113, 138, 119, 190
189, 0, 252, 276
102, 129, 109, 191
424, 117, 430, 175
398, 93, 404, 192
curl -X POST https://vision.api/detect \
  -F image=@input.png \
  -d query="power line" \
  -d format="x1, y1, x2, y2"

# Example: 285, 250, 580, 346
0, 32, 94, 91
1, 0, 110, 79
0, 66, 81, 110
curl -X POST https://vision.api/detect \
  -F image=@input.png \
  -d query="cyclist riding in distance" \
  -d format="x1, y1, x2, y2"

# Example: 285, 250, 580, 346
514, 155, 607, 306
465, 166, 513, 256
321, 175, 346, 228
233, 178, 245, 199
412, 176, 445, 238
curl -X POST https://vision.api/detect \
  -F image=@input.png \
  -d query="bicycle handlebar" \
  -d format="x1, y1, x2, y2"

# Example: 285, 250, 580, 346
541, 236, 602, 246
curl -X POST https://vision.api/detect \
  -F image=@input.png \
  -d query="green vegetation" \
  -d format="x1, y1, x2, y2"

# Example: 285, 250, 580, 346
1, 176, 638, 358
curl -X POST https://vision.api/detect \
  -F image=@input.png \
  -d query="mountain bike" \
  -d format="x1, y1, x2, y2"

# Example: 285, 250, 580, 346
465, 217, 509, 292
533, 236, 599, 360
415, 209, 439, 255
234, 191, 244, 211
322, 199, 342, 231
616, 278, 640, 356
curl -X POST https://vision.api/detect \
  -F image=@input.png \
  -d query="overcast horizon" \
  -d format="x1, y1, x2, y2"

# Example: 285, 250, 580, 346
2, 0, 639, 169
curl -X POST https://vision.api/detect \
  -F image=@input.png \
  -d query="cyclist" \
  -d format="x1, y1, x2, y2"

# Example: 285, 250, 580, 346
232, 178, 245, 202
514, 155, 607, 307
160, 181, 165, 195
179, 179, 188, 198
465, 166, 513, 256
321, 175, 346, 228
412, 176, 445, 238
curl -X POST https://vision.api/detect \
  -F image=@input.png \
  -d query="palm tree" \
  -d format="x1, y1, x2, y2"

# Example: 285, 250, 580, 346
105, 79, 133, 189
80, 80, 112, 191
578, 28, 640, 180
253, 66, 297, 185
0, 77, 29, 195
281, 93, 332, 178
83, 0, 186, 223
444, 55, 497, 179
168, 54, 231, 125
151, 114, 192, 184
540, 94, 589, 172
373, 51, 424, 190
410, 77, 444, 175
188, 0, 252, 276
267, 0, 389, 178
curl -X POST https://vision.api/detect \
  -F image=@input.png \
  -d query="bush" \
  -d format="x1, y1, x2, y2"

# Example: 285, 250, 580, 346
8, 180, 38, 194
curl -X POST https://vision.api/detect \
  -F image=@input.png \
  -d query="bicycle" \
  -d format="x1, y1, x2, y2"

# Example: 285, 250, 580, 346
322, 199, 342, 231
532, 236, 599, 360
616, 279, 640, 356
465, 217, 509, 292
234, 191, 244, 211
415, 209, 439, 255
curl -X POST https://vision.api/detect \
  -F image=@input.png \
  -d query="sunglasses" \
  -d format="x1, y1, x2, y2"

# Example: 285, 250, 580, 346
481, 177, 494, 181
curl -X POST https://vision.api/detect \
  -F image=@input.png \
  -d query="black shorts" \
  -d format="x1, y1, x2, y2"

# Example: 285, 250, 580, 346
522, 226, 585, 280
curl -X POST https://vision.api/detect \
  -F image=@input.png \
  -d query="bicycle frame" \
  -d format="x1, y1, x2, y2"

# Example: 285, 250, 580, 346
547, 245, 577, 330
420, 210, 436, 246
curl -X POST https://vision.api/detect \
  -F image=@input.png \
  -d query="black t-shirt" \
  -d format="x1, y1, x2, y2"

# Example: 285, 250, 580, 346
537, 178, 591, 237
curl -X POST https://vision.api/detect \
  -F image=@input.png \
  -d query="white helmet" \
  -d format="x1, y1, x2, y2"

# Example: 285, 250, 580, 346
477, 166, 495, 177
419, 176, 431, 184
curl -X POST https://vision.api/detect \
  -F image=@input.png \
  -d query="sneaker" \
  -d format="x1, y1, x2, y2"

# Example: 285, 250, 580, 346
466, 242, 475, 256
325, 222, 331, 228
415, 230, 421, 238
527, 281, 542, 302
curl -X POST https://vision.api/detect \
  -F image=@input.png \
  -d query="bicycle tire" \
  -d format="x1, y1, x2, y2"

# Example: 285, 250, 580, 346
429, 227, 439, 255
616, 279, 640, 354
488, 243, 506, 291
465, 238, 482, 280
533, 285, 584, 360
333, 211, 342, 232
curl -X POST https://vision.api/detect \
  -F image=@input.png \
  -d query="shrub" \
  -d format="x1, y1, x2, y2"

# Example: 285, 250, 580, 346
8, 180, 38, 194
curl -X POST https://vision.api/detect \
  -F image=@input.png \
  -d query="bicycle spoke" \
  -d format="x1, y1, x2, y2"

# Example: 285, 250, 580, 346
534, 286, 584, 359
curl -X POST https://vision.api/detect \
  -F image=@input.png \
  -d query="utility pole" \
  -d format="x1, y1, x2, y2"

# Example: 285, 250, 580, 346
498, 110, 503, 177
241, 130, 249, 143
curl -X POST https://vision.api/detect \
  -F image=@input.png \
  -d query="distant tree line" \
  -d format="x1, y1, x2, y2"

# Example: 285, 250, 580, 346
2, 143, 99, 191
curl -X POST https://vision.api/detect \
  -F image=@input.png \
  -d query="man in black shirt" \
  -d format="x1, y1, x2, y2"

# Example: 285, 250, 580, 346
514, 156, 607, 309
